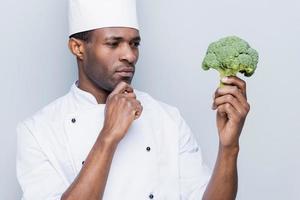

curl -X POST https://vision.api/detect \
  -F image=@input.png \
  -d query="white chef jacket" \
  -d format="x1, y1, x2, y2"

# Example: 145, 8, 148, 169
16, 81, 211, 200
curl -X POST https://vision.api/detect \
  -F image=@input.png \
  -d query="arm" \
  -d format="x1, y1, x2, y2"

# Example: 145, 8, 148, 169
203, 145, 239, 200
203, 76, 250, 200
61, 82, 143, 200
61, 134, 117, 200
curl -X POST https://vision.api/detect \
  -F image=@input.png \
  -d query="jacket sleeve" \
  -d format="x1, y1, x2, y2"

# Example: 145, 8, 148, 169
16, 121, 68, 200
176, 110, 211, 200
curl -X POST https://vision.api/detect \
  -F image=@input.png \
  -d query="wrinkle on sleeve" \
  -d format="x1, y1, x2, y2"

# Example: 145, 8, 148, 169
16, 121, 67, 200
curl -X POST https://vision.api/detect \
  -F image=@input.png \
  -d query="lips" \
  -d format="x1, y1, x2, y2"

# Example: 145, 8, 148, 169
115, 67, 134, 77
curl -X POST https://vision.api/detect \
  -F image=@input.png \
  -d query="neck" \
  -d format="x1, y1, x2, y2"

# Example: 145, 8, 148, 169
78, 69, 109, 104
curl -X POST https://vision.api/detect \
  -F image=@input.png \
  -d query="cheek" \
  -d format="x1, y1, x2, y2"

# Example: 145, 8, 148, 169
86, 51, 117, 80
94, 48, 117, 68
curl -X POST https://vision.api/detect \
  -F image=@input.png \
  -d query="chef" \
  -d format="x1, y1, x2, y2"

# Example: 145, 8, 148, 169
16, 0, 250, 199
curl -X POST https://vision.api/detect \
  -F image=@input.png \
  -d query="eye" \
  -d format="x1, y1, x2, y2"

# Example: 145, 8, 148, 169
131, 41, 140, 48
106, 42, 119, 48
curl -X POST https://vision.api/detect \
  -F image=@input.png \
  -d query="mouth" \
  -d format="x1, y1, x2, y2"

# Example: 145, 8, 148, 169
115, 67, 134, 78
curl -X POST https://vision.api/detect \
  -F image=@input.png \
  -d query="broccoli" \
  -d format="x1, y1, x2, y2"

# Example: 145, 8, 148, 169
202, 36, 259, 86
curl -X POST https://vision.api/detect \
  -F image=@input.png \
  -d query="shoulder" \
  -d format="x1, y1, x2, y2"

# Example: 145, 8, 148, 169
18, 91, 74, 132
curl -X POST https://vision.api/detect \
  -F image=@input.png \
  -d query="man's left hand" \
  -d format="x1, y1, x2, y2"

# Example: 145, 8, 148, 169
212, 76, 250, 150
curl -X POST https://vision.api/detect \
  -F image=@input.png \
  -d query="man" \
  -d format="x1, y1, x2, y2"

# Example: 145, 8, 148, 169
16, 0, 250, 199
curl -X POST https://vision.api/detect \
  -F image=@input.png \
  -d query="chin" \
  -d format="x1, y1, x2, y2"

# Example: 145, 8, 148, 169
102, 77, 133, 92
121, 77, 133, 84
114, 76, 133, 85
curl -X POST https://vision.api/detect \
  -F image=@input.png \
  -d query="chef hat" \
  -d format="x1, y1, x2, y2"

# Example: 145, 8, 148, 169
68, 0, 139, 36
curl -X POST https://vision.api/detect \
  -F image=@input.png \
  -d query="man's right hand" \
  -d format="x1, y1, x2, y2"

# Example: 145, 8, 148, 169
100, 81, 143, 145
61, 81, 141, 200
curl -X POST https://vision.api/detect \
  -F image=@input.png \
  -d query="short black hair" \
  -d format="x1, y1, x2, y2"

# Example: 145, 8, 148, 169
69, 30, 93, 42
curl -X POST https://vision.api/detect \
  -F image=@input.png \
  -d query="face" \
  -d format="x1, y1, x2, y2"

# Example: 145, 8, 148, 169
81, 27, 140, 92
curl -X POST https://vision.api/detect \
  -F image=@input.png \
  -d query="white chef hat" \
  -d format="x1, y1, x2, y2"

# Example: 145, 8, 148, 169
68, 0, 139, 36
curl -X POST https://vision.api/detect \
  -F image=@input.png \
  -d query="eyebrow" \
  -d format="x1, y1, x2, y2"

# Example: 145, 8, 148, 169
105, 36, 141, 42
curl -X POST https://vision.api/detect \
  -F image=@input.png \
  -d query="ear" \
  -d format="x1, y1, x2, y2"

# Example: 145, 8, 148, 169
68, 38, 85, 60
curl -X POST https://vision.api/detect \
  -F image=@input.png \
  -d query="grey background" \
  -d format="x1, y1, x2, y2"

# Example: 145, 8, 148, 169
1, 0, 299, 199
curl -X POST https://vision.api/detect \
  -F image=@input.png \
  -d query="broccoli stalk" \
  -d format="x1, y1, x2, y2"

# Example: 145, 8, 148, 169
202, 36, 259, 87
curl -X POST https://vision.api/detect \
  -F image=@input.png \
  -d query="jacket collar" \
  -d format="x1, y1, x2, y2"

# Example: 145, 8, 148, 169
70, 80, 106, 107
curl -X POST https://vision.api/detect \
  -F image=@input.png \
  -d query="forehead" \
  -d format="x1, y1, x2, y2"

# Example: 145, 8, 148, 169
92, 27, 140, 41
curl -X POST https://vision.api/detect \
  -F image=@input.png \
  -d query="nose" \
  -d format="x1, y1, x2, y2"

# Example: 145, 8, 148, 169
119, 44, 138, 64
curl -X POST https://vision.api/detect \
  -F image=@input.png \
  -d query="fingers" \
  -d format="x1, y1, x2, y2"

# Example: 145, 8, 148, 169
221, 76, 247, 98
131, 98, 142, 119
134, 101, 143, 119
213, 77, 250, 120
213, 94, 249, 117
216, 103, 240, 122
110, 81, 134, 96
108, 82, 135, 103
108, 82, 143, 119
214, 85, 249, 110
123, 92, 136, 99
126, 97, 143, 120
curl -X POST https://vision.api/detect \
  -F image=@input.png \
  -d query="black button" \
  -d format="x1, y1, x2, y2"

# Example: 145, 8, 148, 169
82, 161, 85, 165
149, 194, 154, 199
146, 147, 151, 152
71, 118, 76, 123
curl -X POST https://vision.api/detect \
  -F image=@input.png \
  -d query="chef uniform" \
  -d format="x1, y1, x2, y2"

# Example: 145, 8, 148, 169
16, 0, 211, 200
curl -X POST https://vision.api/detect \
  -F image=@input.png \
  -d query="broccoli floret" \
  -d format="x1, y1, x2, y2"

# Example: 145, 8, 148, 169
202, 36, 259, 85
